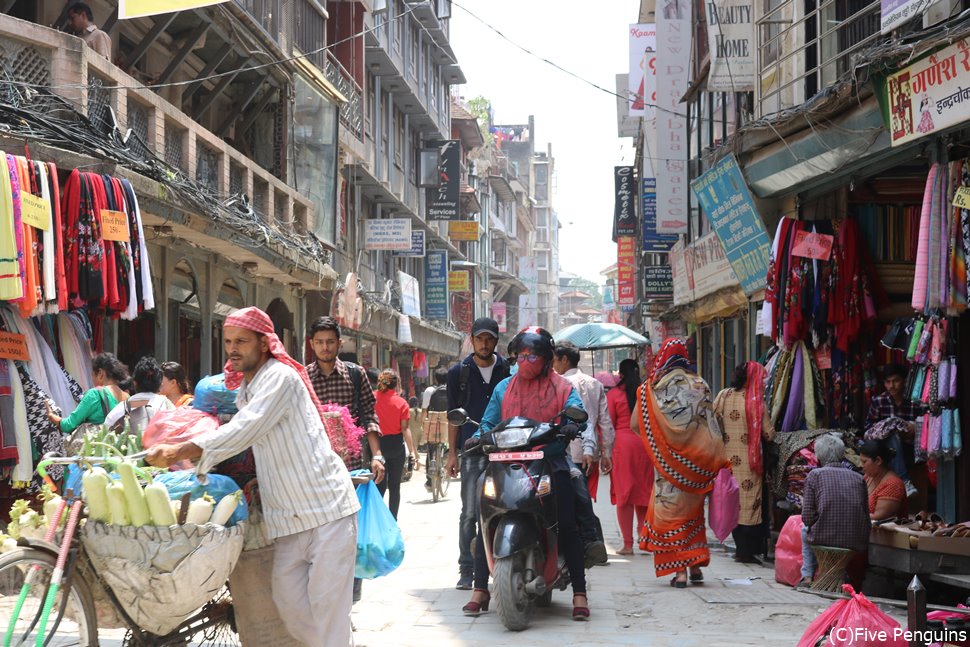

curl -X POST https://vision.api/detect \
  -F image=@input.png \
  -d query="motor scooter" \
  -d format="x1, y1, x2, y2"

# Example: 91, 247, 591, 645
448, 406, 587, 631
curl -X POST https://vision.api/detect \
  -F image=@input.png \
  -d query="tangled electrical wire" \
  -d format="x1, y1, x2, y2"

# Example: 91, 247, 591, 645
0, 73, 332, 271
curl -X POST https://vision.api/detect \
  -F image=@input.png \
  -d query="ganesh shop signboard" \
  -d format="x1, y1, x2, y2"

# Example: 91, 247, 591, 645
886, 37, 970, 146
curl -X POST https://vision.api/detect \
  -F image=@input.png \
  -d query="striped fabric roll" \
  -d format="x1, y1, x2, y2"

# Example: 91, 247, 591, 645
912, 163, 938, 311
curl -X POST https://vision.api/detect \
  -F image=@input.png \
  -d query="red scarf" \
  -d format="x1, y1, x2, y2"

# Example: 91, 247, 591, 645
744, 361, 767, 475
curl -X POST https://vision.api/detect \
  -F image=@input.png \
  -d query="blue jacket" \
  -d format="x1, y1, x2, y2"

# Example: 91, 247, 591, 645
447, 354, 510, 448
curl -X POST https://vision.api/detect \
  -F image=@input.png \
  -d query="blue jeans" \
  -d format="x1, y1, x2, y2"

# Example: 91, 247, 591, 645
800, 525, 817, 579
459, 452, 488, 573
886, 433, 910, 482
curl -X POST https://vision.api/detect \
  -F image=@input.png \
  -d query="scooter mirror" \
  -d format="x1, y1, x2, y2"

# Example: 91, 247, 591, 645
563, 407, 588, 424
447, 408, 470, 426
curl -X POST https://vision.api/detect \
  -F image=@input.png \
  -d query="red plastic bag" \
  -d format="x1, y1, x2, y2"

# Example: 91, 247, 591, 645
142, 408, 220, 469
708, 468, 740, 543
774, 515, 803, 586
798, 585, 907, 647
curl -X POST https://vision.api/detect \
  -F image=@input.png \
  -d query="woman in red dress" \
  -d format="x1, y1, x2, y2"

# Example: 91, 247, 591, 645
607, 358, 654, 555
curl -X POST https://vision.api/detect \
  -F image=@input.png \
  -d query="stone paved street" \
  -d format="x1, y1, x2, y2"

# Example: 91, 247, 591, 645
350, 469, 890, 646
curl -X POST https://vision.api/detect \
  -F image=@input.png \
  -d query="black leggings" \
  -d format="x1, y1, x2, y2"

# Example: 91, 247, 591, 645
473, 470, 586, 595
376, 435, 406, 519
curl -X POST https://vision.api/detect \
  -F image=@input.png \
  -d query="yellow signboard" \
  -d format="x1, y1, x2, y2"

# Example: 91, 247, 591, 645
100, 210, 131, 242
448, 271, 469, 292
448, 221, 480, 241
118, 0, 229, 19
954, 186, 970, 210
20, 194, 51, 231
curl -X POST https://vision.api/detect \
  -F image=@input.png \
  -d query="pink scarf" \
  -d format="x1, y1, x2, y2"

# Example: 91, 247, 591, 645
501, 369, 573, 423
744, 361, 767, 476
223, 307, 361, 457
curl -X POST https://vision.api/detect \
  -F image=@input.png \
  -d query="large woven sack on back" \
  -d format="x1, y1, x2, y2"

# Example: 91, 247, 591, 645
80, 521, 244, 635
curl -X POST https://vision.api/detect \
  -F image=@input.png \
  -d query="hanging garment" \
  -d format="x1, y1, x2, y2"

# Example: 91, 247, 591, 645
913, 164, 939, 311
0, 153, 23, 300
17, 365, 65, 489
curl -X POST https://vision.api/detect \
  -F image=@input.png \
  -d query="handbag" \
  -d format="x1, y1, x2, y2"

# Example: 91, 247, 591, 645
708, 467, 740, 543
64, 388, 110, 455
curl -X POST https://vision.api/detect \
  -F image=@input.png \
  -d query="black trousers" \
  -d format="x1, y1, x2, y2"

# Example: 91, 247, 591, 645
733, 523, 767, 559
376, 434, 406, 520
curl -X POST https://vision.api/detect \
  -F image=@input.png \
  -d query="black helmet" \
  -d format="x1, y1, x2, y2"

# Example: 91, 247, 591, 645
511, 326, 555, 362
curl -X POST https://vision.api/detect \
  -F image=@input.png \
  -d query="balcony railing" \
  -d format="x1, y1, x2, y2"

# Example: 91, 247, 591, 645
0, 15, 313, 236
757, 0, 882, 116
325, 52, 364, 141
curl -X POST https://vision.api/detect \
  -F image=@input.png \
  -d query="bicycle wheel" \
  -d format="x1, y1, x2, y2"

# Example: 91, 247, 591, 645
0, 547, 98, 647
434, 444, 450, 500
429, 444, 441, 503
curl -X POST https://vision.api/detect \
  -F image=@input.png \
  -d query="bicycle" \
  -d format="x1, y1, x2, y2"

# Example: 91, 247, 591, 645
1, 454, 239, 647
425, 441, 450, 503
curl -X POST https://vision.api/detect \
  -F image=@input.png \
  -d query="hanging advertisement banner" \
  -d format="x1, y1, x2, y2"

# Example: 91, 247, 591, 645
656, 0, 691, 234
448, 221, 480, 241
706, 0, 755, 92
492, 302, 508, 333
392, 229, 426, 257
628, 24, 657, 117
425, 251, 449, 320
118, 0, 227, 19
448, 271, 470, 293
642, 178, 678, 252
689, 154, 771, 294
452, 292, 474, 334
614, 166, 637, 238
643, 266, 673, 299
518, 256, 538, 328
886, 37, 970, 146
398, 271, 421, 318
363, 218, 411, 250
518, 294, 538, 328
398, 313, 413, 344
616, 74, 640, 138
617, 236, 637, 306
670, 233, 739, 306
881, 0, 939, 33
426, 140, 461, 219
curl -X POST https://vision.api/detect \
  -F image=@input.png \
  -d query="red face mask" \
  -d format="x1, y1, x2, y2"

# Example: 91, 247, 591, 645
516, 355, 545, 380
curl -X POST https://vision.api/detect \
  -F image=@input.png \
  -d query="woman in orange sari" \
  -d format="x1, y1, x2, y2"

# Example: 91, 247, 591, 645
636, 339, 728, 588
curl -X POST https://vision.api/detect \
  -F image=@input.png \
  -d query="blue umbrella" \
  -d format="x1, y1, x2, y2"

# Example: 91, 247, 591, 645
553, 322, 649, 351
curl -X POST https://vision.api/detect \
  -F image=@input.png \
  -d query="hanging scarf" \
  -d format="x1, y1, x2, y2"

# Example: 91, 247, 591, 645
0, 153, 23, 301
744, 361, 767, 475
222, 306, 362, 458
501, 368, 573, 424
913, 163, 938, 311
648, 338, 691, 383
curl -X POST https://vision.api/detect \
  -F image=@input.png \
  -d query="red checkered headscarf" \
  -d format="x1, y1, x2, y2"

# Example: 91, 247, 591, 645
223, 306, 328, 426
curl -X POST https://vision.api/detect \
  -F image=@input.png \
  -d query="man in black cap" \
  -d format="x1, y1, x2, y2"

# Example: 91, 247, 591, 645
445, 317, 510, 589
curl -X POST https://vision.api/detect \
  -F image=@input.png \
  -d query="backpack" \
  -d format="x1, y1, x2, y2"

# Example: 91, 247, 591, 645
457, 357, 510, 409
344, 361, 366, 425
427, 385, 449, 412
111, 399, 155, 437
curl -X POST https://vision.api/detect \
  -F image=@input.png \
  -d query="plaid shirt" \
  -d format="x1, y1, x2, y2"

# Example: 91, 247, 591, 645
866, 392, 923, 428
306, 359, 380, 470
801, 466, 870, 552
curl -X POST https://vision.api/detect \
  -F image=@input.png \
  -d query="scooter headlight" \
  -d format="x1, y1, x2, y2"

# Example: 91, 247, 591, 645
493, 428, 531, 449
483, 476, 497, 499
536, 475, 552, 497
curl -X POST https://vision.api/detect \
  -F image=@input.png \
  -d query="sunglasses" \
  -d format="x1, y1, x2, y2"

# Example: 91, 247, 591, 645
516, 354, 541, 364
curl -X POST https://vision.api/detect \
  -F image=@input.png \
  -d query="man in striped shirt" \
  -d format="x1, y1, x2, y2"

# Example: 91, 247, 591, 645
147, 307, 360, 647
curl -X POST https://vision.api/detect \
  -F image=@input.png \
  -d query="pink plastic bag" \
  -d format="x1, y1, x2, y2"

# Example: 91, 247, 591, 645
142, 408, 220, 470
774, 515, 803, 587
798, 585, 907, 647
708, 468, 740, 543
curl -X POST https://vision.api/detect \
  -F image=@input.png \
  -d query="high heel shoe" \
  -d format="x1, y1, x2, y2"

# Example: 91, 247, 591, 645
462, 589, 490, 616
572, 594, 590, 621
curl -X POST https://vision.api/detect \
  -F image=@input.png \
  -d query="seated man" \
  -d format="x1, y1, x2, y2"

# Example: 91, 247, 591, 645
866, 363, 923, 498
799, 434, 870, 589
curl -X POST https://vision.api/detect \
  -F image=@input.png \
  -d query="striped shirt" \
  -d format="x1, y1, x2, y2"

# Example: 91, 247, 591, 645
195, 358, 360, 539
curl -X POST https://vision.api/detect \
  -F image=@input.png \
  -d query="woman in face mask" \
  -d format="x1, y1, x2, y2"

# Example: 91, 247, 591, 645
464, 327, 591, 621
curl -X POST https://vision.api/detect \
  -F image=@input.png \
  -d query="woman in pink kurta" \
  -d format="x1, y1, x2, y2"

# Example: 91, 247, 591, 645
607, 359, 654, 554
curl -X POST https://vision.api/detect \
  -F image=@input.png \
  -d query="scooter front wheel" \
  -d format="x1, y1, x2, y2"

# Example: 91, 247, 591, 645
493, 555, 533, 631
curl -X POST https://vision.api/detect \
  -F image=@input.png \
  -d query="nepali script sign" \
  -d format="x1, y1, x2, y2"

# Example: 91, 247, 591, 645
690, 154, 770, 295
886, 37, 970, 146
881, 0, 939, 34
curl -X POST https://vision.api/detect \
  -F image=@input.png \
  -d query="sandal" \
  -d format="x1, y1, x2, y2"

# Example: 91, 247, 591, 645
572, 594, 590, 621
796, 576, 813, 588
462, 589, 490, 616
689, 569, 704, 584
670, 574, 688, 588
617, 546, 634, 556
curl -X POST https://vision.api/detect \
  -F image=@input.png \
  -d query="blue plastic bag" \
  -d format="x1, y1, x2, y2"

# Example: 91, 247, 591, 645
154, 471, 248, 526
354, 480, 404, 579
192, 374, 239, 416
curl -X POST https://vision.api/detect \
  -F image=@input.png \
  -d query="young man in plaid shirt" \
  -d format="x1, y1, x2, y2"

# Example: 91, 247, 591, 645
306, 315, 386, 604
